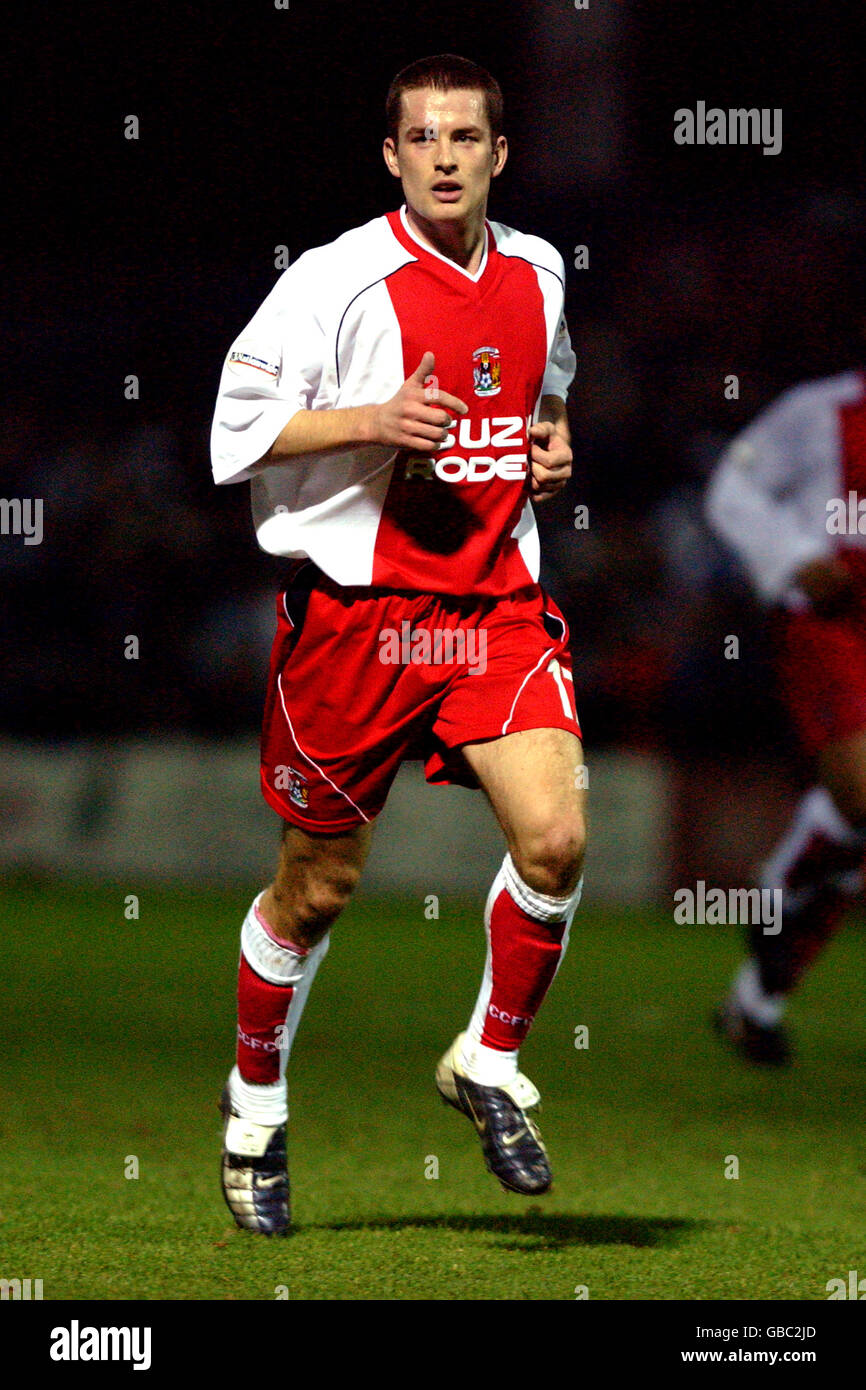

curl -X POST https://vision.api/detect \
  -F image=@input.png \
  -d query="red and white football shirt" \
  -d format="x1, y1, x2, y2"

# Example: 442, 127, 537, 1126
211, 206, 575, 596
705, 369, 866, 608
706, 369, 866, 752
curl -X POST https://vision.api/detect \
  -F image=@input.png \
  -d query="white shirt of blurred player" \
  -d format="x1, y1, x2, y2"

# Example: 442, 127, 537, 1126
705, 370, 866, 608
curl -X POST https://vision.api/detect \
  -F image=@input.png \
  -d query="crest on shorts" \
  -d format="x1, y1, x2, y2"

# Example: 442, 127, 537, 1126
472, 346, 501, 397
286, 767, 309, 809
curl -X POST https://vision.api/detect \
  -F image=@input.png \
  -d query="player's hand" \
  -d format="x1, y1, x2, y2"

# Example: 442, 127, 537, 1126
371, 352, 468, 453
795, 556, 854, 617
529, 420, 572, 501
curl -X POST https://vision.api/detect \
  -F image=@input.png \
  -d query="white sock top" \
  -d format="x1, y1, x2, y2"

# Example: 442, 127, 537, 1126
733, 959, 786, 1027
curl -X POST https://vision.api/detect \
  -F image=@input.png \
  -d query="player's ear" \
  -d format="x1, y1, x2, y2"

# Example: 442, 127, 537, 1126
382, 137, 401, 178
491, 135, 508, 178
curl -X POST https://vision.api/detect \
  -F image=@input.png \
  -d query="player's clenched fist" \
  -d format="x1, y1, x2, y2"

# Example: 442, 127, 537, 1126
529, 420, 572, 501
372, 351, 468, 452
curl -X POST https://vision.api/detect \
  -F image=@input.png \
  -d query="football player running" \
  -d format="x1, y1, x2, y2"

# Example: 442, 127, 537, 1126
211, 55, 584, 1233
707, 367, 866, 1065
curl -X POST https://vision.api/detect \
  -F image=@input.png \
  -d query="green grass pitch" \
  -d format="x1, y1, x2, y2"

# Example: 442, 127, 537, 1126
2, 880, 866, 1301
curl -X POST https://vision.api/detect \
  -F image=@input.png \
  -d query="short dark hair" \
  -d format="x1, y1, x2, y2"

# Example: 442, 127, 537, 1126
385, 54, 504, 145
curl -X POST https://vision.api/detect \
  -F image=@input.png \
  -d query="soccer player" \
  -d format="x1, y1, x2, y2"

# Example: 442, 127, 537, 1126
210, 54, 584, 1234
706, 367, 866, 1065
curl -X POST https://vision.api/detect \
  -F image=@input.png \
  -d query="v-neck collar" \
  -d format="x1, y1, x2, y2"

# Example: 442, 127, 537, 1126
392, 204, 493, 285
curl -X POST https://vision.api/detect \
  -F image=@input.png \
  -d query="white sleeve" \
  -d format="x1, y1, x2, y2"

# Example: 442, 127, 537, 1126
541, 307, 576, 401
704, 387, 834, 603
210, 256, 329, 485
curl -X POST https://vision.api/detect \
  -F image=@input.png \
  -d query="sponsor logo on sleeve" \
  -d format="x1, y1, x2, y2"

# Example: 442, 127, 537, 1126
227, 342, 281, 380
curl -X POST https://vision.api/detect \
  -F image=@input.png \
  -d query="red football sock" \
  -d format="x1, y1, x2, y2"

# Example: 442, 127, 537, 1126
482, 892, 568, 1050
235, 896, 309, 1085
466, 855, 583, 1060
236, 954, 298, 1085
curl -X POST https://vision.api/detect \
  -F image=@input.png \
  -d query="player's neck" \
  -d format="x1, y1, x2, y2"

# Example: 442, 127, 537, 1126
404, 205, 487, 274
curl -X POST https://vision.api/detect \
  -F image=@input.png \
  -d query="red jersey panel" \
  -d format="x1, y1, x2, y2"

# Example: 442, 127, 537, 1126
370, 210, 549, 596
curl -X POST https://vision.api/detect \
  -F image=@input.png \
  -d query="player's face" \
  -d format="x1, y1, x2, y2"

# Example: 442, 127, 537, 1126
383, 87, 507, 229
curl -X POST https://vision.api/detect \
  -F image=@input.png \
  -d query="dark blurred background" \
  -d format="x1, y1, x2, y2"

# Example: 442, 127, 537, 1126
5, 1, 866, 852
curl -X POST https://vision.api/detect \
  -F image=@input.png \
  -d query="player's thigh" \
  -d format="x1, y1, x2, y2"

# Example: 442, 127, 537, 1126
817, 728, 866, 826
462, 727, 586, 892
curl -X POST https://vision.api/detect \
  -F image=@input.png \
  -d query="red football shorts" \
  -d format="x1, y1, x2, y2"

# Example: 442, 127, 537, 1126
260, 563, 582, 831
775, 606, 866, 756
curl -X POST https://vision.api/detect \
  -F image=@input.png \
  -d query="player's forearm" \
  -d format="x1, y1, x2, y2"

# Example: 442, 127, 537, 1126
539, 394, 570, 444
262, 405, 380, 462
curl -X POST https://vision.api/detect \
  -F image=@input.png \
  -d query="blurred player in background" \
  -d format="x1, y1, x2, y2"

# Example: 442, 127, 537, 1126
210, 55, 585, 1233
706, 363, 866, 1064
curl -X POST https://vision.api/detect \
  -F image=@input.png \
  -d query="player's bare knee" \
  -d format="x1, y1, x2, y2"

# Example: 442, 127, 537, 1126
514, 820, 585, 898
299, 867, 359, 929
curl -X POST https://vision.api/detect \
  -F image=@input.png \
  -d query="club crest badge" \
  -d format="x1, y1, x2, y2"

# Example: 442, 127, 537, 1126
472, 346, 501, 397
286, 767, 309, 809
275, 763, 310, 808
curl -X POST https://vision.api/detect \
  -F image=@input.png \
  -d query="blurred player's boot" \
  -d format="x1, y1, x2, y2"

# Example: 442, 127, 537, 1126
435, 1033, 552, 1194
219, 1086, 290, 1236
712, 991, 792, 1067
714, 895, 841, 1067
